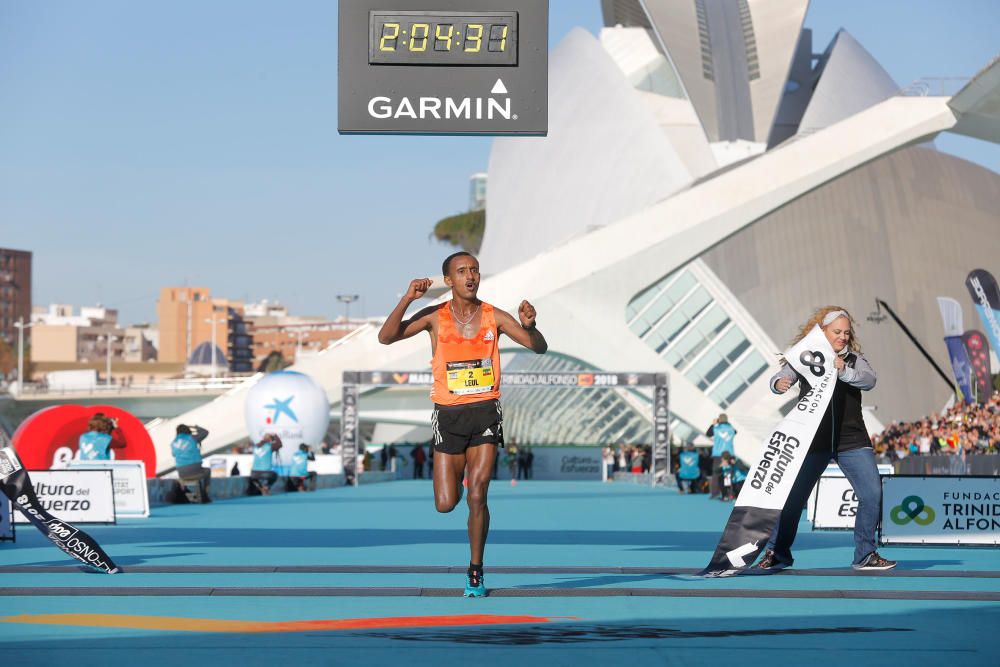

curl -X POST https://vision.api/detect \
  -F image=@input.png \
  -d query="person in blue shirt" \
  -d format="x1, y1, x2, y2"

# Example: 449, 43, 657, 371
289, 444, 317, 492
171, 424, 211, 503
706, 413, 736, 499
675, 443, 701, 494
251, 433, 281, 495
78, 414, 126, 461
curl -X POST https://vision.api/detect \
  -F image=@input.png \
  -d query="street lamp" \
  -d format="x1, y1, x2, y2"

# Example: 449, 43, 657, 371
205, 316, 227, 380
336, 294, 360, 322
98, 334, 118, 387
13, 317, 34, 395
292, 329, 309, 361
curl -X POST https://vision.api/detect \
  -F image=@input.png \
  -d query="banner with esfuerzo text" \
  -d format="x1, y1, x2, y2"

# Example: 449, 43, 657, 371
701, 325, 837, 575
809, 464, 895, 530
12, 469, 116, 524
880, 475, 1000, 546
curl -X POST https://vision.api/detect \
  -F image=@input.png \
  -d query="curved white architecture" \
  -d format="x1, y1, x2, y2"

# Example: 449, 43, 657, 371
148, 2, 1000, 474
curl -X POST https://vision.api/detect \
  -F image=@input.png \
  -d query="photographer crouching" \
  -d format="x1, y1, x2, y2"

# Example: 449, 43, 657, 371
170, 424, 211, 503
250, 433, 281, 495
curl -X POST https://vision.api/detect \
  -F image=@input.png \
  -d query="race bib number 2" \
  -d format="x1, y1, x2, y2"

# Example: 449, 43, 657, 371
447, 359, 495, 396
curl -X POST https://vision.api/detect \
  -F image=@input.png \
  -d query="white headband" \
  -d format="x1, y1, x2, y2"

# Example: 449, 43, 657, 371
822, 310, 849, 326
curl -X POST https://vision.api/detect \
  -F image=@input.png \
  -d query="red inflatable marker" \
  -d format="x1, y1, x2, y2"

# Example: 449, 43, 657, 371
12, 404, 156, 477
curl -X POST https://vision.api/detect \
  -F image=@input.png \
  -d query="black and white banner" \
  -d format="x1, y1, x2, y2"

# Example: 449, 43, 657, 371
700, 325, 837, 576
0, 446, 119, 573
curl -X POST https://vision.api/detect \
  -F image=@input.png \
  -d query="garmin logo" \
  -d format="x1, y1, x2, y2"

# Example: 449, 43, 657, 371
367, 78, 516, 121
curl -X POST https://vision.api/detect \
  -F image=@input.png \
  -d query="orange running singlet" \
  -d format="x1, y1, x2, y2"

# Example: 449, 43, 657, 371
431, 302, 502, 406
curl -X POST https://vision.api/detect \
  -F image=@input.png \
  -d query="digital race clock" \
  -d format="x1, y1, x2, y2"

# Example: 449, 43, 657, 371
339, 0, 547, 135
369, 11, 518, 66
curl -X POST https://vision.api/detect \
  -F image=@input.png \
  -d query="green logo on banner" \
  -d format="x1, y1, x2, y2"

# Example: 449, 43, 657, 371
890, 495, 936, 526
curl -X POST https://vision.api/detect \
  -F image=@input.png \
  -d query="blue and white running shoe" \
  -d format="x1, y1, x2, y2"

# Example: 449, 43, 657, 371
464, 568, 487, 597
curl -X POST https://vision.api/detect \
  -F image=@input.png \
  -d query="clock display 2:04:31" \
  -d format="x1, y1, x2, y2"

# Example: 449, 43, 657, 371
368, 11, 517, 66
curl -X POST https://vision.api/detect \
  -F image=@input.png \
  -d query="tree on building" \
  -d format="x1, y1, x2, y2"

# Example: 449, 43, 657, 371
432, 209, 485, 253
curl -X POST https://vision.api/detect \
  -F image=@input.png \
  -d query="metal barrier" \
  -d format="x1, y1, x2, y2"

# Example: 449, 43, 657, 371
894, 454, 1000, 477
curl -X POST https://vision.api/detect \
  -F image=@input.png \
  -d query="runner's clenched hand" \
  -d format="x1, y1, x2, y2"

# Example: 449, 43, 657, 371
406, 278, 432, 301
518, 300, 537, 328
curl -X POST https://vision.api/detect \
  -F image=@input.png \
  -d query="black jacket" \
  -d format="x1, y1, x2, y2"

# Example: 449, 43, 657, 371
770, 352, 877, 453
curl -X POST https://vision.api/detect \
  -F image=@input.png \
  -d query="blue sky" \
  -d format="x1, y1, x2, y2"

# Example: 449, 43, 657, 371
1, 0, 997, 325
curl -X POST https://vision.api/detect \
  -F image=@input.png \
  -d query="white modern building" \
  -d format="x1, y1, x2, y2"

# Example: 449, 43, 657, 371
148, 1, 1000, 472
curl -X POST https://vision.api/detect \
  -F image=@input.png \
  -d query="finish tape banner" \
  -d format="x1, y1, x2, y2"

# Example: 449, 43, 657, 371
701, 325, 836, 576
0, 447, 119, 573
880, 475, 1000, 546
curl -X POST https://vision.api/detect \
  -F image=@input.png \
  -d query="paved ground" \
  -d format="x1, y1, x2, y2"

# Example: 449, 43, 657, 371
1, 480, 998, 665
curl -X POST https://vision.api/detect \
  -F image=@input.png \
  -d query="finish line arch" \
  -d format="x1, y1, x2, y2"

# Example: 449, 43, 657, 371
340, 371, 669, 487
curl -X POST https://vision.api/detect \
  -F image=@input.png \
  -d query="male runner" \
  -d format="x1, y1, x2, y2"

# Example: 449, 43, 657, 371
378, 251, 547, 597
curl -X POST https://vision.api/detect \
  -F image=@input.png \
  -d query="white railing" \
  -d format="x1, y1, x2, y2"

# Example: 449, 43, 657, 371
7, 376, 251, 398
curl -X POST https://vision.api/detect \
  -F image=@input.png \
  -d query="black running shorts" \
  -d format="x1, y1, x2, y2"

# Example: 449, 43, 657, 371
432, 399, 504, 454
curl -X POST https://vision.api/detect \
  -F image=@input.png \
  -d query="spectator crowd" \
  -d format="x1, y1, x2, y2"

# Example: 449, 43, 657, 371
872, 392, 1000, 460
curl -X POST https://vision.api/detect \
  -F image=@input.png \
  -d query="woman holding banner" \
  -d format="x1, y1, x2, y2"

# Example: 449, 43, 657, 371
756, 306, 895, 572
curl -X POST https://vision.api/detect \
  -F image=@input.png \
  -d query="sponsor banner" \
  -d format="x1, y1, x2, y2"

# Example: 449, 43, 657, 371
965, 269, 1000, 358
944, 335, 975, 403
0, 493, 12, 540
12, 469, 116, 524
527, 448, 602, 480
356, 371, 659, 387
812, 477, 860, 529
881, 476, 1000, 546
702, 325, 836, 575
961, 330, 992, 404
808, 464, 894, 528
68, 460, 150, 518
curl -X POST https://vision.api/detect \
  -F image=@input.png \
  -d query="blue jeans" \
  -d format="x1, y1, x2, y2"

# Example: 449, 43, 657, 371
766, 447, 882, 565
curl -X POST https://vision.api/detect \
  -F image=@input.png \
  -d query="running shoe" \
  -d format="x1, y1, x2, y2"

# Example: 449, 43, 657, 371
755, 550, 793, 571
464, 568, 487, 598
852, 551, 896, 571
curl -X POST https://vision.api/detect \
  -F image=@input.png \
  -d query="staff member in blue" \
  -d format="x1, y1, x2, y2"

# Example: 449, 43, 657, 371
289, 444, 317, 492
251, 433, 281, 495
676, 443, 701, 494
78, 414, 126, 461
171, 424, 211, 503
706, 413, 735, 499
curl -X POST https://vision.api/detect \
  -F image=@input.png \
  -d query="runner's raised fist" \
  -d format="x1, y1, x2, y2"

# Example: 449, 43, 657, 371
518, 300, 537, 328
406, 278, 432, 300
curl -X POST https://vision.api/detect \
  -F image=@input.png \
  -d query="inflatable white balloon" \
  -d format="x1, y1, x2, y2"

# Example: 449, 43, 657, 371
245, 371, 330, 469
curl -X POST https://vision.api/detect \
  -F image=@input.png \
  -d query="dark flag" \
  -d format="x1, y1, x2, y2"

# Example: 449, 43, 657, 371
961, 330, 992, 404
700, 325, 837, 577
944, 336, 974, 403
965, 269, 1000, 358
0, 446, 119, 574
